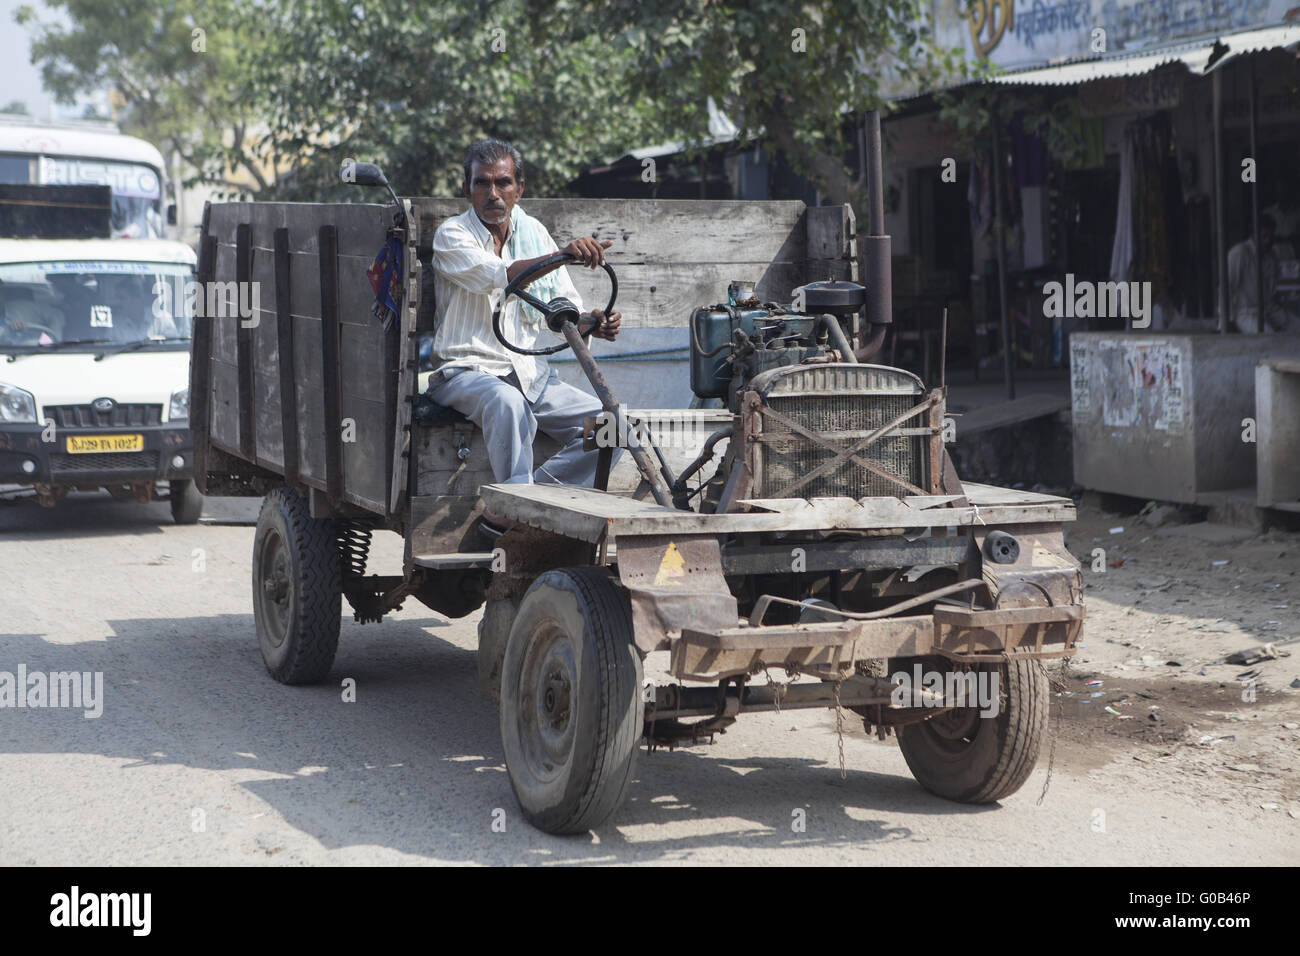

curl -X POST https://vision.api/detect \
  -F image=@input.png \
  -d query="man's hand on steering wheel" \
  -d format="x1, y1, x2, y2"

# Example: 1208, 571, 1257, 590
589, 309, 620, 341
563, 237, 611, 269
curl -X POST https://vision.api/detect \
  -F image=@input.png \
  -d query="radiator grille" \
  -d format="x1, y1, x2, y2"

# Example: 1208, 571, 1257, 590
50, 451, 159, 474
753, 366, 927, 499
45, 403, 162, 428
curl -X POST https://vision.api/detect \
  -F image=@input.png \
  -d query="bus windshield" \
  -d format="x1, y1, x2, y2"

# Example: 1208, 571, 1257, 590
0, 261, 193, 349
0, 153, 165, 239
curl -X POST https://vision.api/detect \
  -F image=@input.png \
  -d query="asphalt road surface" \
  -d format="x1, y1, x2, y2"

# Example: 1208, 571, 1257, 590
1, 492, 1294, 865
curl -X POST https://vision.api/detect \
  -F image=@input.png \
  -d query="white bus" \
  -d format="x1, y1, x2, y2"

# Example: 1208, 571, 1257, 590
0, 117, 173, 240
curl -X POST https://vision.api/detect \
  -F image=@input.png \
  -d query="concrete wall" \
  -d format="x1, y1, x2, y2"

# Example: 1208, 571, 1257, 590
1072, 331, 1300, 502
1256, 359, 1300, 508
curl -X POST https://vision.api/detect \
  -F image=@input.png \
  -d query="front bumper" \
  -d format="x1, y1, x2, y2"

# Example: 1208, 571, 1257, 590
0, 423, 194, 489
672, 603, 1084, 681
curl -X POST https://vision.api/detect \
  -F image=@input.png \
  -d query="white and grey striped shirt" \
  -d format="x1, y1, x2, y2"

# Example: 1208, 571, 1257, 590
431, 204, 583, 401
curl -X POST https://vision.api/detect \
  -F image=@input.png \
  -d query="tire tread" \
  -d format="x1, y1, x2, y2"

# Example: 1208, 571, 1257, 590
255, 489, 341, 685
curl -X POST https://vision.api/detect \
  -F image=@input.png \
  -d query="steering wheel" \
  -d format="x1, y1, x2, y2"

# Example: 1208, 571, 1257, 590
492, 251, 617, 356
1, 321, 60, 340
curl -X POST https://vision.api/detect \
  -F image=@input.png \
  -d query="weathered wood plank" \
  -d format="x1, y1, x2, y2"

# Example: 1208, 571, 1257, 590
292, 316, 327, 483
208, 202, 389, 256
339, 397, 387, 511
209, 359, 241, 450
273, 227, 300, 485
390, 202, 420, 512
806, 204, 857, 268
235, 223, 256, 461
479, 481, 1075, 542
319, 224, 344, 504
409, 198, 823, 328
538, 261, 806, 330
410, 197, 808, 264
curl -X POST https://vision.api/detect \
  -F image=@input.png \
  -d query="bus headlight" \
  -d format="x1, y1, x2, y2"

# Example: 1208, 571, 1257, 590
169, 386, 189, 422
0, 382, 37, 423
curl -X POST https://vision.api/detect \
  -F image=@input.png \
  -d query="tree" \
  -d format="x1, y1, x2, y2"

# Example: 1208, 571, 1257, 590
15, 0, 271, 194
536, 0, 970, 222
1, 100, 31, 115
247, 0, 660, 200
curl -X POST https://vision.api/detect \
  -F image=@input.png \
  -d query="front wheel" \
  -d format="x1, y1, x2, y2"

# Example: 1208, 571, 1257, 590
169, 478, 204, 525
500, 568, 643, 834
252, 488, 341, 684
897, 658, 1047, 803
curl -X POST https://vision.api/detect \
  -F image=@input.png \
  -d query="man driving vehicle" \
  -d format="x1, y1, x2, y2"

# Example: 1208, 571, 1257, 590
427, 139, 621, 533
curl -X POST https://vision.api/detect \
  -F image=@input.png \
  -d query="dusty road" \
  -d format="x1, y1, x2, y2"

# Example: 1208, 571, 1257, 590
1, 491, 1296, 865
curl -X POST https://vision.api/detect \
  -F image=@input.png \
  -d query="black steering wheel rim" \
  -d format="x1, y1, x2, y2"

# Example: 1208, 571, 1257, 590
492, 251, 618, 356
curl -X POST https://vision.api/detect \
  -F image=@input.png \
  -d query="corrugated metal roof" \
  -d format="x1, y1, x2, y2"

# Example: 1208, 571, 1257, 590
988, 22, 1300, 87
1208, 24, 1300, 69
990, 43, 1217, 86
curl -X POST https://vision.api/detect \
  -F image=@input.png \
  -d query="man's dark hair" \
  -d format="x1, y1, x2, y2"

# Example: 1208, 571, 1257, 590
463, 139, 523, 185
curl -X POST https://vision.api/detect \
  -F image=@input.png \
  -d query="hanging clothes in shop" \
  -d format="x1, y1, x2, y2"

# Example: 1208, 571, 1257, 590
1163, 144, 1191, 315
1009, 112, 1048, 187
968, 159, 993, 238
1051, 99, 1105, 171
1137, 120, 1173, 307
1109, 127, 1134, 282
1183, 196, 1213, 317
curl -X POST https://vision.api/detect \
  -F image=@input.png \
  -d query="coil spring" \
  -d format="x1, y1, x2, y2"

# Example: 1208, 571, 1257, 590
337, 521, 373, 580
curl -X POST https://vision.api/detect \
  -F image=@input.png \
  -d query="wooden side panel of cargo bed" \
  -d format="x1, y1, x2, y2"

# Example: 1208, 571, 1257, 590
199, 201, 395, 515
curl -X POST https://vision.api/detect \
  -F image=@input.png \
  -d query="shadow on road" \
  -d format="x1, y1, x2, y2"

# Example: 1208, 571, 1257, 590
2, 614, 994, 864
0, 493, 260, 540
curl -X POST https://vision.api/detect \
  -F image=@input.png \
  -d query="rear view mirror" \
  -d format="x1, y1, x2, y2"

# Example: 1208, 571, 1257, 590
341, 161, 389, 188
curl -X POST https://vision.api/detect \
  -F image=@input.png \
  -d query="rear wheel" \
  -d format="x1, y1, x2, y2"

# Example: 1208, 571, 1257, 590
252, 488, 341, 684
897, 659, 1047, 803
500, 568, 643, 834
169, 478, 204, 525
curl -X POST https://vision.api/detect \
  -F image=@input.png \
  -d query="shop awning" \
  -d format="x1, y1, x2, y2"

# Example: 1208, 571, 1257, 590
989, 41, 1218, 86
1206, 23, 1300, 70
989, 23, 1300, 86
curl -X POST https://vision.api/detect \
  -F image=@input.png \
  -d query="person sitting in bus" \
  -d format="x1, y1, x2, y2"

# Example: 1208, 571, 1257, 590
0, 286, 64, 345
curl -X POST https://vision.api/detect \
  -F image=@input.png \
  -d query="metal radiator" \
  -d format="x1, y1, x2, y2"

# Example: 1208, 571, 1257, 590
750, 365, 929, 499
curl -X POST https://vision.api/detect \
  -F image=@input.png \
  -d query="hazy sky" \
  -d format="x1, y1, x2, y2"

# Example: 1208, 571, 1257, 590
1, 0, 64, 118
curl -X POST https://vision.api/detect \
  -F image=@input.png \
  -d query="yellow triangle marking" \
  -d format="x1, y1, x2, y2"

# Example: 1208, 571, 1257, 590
652, 541, 686, 587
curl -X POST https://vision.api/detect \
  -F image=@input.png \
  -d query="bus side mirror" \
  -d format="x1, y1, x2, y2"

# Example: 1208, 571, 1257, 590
167, 203, 177, 225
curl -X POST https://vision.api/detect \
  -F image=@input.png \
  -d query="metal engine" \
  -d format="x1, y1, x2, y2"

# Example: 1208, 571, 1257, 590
682, 279, 947, 509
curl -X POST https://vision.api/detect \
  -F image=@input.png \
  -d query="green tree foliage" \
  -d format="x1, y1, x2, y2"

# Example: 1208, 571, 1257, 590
536, 0, 970, 220
248, 0, 660, 200
18, 0, 969, 207
15, 0, 267, 193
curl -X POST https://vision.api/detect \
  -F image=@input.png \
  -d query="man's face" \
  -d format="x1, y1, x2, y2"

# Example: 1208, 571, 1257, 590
464, 158, 522, 228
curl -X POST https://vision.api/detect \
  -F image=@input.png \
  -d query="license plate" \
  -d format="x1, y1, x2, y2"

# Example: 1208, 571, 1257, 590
65, 434, 143, 454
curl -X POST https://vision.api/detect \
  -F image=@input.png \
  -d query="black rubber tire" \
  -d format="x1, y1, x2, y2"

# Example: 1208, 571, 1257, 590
252, 488, 341, 684
897, 659, 1047, 803
500, 568, 643, 834
169, 479, 204, 525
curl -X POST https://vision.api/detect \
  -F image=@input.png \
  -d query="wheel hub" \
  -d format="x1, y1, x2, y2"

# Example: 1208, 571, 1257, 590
515, 623, 578, 782
257, 532, 292, 647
